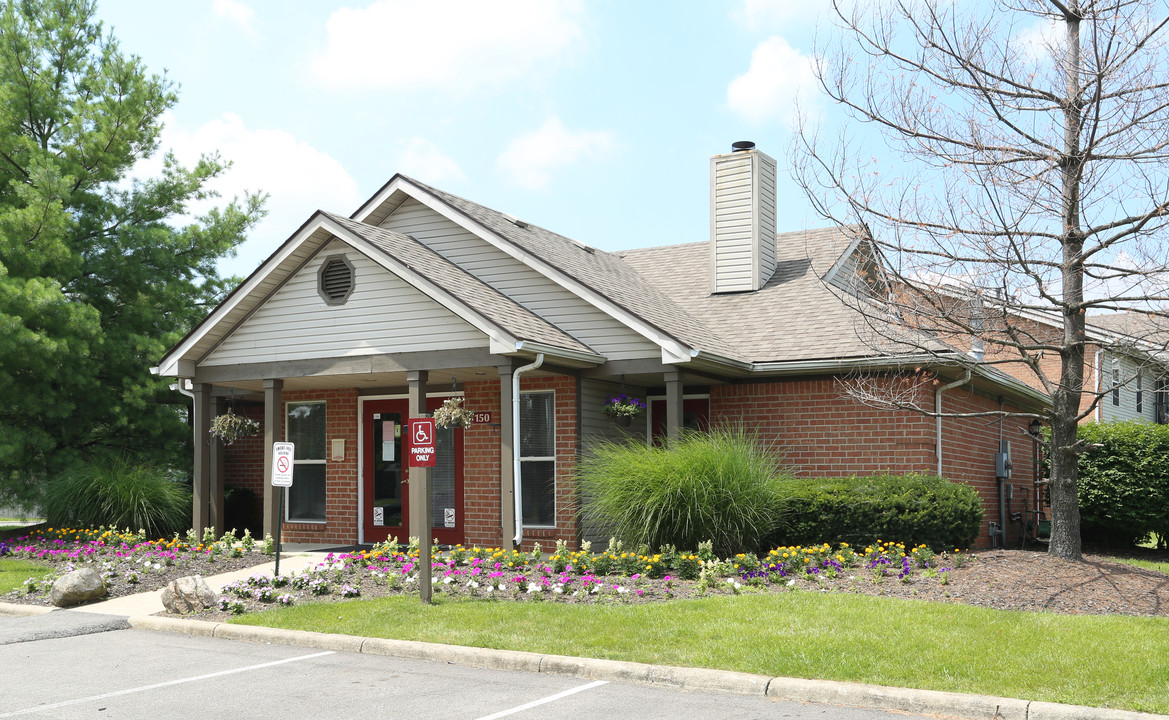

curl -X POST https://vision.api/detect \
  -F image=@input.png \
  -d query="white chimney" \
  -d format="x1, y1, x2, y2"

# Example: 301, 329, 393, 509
710, 141, 777, 293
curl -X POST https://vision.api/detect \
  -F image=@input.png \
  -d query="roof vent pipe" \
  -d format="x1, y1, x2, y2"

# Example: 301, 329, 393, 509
513, 352, 544, 548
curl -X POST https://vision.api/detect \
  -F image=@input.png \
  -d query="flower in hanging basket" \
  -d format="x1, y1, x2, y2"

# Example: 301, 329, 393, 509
209, 410, 260, 446
433, 397, 473, 429
603, 393, 647, 420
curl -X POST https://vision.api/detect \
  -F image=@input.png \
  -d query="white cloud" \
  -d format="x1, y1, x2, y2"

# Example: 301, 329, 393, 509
726, 36, 819, 126
310, 0, 585, 92
394, 138, 467, 184
138, 113, 363, 272
496, 117, 614, 190
1015, 19, 1065, 62
211, 0, 256, 34
732, 0, 828, 32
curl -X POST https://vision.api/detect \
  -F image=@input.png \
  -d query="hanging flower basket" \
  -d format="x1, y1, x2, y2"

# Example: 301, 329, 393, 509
209, 410, 260, 446
603, 393, 646, 426
433, 397, 473, 429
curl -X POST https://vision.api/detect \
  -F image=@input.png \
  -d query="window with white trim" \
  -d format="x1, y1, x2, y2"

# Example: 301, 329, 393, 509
286, 401, 326, 522
1137, 371, 1144, 414
519, 391, 555, 527
1112, 361, 1121, 406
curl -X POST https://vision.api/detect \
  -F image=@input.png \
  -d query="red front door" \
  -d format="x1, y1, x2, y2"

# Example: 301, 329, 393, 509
363, 397, 464, 544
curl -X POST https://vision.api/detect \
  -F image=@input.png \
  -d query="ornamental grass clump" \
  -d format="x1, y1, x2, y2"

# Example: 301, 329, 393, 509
578, 427, 790, 557
43, 458, 191, 539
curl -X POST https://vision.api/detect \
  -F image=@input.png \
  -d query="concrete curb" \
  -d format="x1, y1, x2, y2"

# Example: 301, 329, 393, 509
121, 616, 1166, 720
0, 601, 56, 617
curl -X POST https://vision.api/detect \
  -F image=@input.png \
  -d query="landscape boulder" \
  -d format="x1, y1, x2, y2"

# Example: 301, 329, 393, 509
162, 575, 217, 614
50, 568, 107, 607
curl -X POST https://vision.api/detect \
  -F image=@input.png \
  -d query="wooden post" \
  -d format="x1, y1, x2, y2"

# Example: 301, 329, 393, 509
665, 370, 684, 444
262, 378, 283, 540
210, 395, 226, 538
498, 363, 515, 551
407, 370, 432, 603
192, 383, 211, 537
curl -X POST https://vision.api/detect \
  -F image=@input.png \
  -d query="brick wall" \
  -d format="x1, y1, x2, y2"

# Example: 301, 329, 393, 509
275, 388, 359, 546
223, 401, 265, 533
463, 379, 503, 547
710, 376, 1039, 548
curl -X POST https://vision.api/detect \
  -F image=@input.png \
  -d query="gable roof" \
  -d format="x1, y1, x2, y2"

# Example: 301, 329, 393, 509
354, 175, 742, 365
155, 211, 603, 376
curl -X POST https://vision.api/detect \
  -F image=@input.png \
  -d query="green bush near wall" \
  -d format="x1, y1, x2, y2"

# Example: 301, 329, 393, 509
1075, 421, 1169, 548
771, 474, 984, 550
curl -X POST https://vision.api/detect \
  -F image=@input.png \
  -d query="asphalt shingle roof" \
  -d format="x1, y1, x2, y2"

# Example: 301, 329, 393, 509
324, 212, 598, 357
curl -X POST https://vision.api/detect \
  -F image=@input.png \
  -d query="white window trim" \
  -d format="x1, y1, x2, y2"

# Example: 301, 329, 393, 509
520, 389, 557, 529
286, 400, 327, 524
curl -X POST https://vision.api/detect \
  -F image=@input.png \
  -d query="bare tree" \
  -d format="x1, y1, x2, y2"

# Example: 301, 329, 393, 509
794, 0, 1169, 560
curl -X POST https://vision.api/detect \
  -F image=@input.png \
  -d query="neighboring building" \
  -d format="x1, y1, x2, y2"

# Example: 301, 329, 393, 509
155, 144, 1048, 551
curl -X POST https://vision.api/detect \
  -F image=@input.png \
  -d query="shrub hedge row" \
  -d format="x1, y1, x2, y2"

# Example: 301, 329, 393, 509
1075, 421, 1169, 547
770, 473, 983, 550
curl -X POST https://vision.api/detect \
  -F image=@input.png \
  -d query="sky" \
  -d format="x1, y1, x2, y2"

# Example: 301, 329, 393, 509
94, 0, 838, 277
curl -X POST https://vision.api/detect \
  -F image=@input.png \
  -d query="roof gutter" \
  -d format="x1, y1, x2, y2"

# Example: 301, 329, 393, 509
514, 340, 605, 367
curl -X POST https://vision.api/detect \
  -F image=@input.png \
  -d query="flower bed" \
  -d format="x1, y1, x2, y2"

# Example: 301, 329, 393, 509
0, 526, 274, 604
0, 529, 969, 615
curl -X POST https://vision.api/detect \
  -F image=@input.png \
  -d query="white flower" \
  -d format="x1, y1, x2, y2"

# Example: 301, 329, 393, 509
786, 579, 796, 587
467, 580, 479, 589
616, 586, 628, 594
443, 576, 454, 585
552, 585, 563, 594
526, 582, 539, 593
496, 584, 506, 592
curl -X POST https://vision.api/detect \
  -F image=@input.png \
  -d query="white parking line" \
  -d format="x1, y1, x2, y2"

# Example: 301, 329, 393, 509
0, 650, 335, 717
474, 679, 609, 720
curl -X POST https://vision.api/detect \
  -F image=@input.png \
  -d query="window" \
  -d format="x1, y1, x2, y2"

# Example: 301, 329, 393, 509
286, 401, 326, 522
317, 255, 354, 305
1137, 371, 1144, 414
1112, 362, 1120, 406
519, 391, 555, 527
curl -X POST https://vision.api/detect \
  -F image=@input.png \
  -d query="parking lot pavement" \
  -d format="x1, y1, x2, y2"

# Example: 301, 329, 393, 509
0, 610, 128, 646
0, 627, 920, 720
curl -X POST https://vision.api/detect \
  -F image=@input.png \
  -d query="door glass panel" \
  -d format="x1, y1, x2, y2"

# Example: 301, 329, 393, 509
431, 425, 455, 529
372, 413, 403, 528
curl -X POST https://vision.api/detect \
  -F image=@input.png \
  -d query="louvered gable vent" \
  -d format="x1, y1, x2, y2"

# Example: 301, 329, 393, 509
317, 254, 355, 305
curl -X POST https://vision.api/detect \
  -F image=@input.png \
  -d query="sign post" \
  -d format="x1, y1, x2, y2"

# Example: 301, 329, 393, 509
407, 417, 435, 602
270, 442, 294, 576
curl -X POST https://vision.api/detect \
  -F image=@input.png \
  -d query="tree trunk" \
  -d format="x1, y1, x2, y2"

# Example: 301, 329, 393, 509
1049, 379, 1083, 561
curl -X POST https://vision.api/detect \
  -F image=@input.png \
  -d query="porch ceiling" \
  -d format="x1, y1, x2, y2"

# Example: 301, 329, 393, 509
207, 365, 565, 397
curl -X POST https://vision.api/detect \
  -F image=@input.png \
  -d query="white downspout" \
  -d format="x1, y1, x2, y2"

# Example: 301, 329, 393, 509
935, 370, 972, 476
513, 353, 545, 547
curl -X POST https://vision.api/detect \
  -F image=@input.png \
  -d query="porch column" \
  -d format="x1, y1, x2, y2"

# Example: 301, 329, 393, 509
262, 378, 283, 539
192, 383, 212, 536
209, 395, 227, 537
665, 370, 684, 443
498, 363, 516, 551
407, 370, 432, 603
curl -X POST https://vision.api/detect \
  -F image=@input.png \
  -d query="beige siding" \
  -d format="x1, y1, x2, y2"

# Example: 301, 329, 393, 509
201, 239, 487, 366
578, 379, 648, 545
379, 199, 657, 360
711, 150, 777, 293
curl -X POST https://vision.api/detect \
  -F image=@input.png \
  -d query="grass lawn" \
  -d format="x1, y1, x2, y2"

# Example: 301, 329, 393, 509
232, 590, 1169, 714
0, 558, 52, 594
1111, 556, 1169, 575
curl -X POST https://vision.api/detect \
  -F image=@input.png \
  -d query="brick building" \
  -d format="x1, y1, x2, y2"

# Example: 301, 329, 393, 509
156, 144, 1049, 551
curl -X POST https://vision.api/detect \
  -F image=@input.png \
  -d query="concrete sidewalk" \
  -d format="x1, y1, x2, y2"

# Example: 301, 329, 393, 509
66, 551, 330, 616
1, 556, 1164, 720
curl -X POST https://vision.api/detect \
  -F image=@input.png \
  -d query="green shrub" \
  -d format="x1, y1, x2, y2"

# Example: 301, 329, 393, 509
43, 458, 191, 538
1075, 421, 1169, 548
578, 428, 789, 557
772, 473, 983, 550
